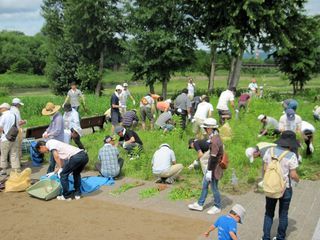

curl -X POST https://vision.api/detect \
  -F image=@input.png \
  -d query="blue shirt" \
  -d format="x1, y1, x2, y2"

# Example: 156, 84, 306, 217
46, 112, 65, 142
214, 215, 237, 240
111, 93, 120, 113
98, 144, 120, 177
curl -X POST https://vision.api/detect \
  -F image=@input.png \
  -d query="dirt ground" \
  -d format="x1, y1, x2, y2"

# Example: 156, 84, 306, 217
0, 191, 208, 240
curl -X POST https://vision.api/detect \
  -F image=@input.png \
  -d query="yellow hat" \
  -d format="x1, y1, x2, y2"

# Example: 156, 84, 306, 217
42, 102, 61, 116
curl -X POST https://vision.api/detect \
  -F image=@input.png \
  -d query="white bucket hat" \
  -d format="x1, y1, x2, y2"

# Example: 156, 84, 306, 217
12, 98, 24, 106
0, 103, 11, 110
245, 147, 256, 163
231, 204, 246, 224
201, 118, 219, 129
160, 143, 171, 149
115, 85, 123, 91
257, 114, 265, 121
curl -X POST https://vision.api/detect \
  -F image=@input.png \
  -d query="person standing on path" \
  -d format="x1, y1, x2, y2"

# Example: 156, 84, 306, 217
63, 82, 86, 112
0, 103, 20, 176
261, 131, 300, 240
36, 139, 88, 201
42, 102, 65, 173
10, 98, 27, 160
188, 118, 223, 215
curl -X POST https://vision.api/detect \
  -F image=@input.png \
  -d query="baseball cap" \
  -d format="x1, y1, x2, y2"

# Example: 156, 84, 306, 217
285, 109, 295, 121
115, 85, 123, 91
12, 98, 24, 106
114, 125, 124, 134
123, 83, 128, 87
257, 114, 265, 121
0, 103, 11, 109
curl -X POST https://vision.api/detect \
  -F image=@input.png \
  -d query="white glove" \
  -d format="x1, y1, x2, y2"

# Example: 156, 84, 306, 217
257, 134, 262, 138
133, 100, 136, 105
122, 142, 127, 148
235, 109, 239, 113
46, 172, 55, 178
188, 114, 192, 120
57, 168, 63, 178
205, 171, 212, 182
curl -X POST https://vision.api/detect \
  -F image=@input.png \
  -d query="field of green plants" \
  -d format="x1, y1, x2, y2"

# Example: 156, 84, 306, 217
0, 71, 319, 199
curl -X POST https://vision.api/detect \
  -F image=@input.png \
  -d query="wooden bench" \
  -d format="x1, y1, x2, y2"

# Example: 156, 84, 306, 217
25, 115, 106, 139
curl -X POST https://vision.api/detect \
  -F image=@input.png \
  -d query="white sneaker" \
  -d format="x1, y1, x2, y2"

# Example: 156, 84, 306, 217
207, 206, 221, 215
310, 143, 314, 153
74, 195, 81, 200
57, 195, 72, 201
0, 169, 7, 176
188, 202, 203, 211
272, 237, 277, 240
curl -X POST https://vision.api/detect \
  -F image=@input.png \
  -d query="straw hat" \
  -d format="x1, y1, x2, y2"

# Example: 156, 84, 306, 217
42, 102, 61, 116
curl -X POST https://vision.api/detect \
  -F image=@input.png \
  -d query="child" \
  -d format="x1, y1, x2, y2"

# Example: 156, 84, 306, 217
204, 204, 246, 240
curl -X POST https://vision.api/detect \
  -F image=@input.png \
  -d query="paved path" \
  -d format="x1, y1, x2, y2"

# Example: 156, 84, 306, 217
21, 163, 320, 240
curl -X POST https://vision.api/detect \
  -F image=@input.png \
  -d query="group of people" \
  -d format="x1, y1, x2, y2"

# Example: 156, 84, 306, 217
0, 77, 318, 240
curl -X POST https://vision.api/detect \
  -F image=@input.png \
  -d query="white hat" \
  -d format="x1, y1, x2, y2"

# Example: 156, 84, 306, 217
257, 114, 265, 121
314, 105, 319, 110
231, 204, 246, 224
115, 85, 123, 90
12, 98, 24, 106
245, 147, 256, 163
201, 118, 219, 128
123, 83, 128, 87
0, 103, 11, 109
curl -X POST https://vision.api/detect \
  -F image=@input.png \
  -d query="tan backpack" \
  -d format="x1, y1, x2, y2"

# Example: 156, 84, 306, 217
263, 147, 288, 199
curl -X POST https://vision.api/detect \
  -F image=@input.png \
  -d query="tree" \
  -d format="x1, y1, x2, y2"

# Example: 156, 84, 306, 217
126, 0, 195, 98
42, 0, 123, 95
273, 15, 320, 94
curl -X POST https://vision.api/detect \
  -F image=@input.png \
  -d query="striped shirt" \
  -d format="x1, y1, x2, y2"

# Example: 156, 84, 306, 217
122, 110, 139, 127
98, 144, 120, 177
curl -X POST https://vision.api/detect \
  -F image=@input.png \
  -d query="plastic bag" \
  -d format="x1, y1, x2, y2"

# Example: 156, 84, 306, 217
5, 168, 32, 192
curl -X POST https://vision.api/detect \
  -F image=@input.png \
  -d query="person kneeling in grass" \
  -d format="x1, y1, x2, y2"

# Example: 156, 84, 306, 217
36, 139, 88, 201
152, 143, 183, 184
204, 204, 246, 240
114, 126, 143, 158
95, 135, 124, 179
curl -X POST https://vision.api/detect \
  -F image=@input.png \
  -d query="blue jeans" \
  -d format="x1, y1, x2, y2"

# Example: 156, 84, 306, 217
60, 151, 88, 198
262, 187, 293, 240
198, 176, 221, 209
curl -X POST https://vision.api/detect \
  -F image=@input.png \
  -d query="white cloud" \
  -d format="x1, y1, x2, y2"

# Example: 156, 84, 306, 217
0, 0, 43, 13
305, 0, 320, 15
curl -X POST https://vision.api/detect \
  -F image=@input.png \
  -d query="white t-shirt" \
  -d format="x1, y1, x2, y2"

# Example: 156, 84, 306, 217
187, 83, 195, 95
216, 90, 234, 111
301, 121, 315, 133
63, 109, 82, 136
10, 106, 21, 125
194, 102, 214, 120
248, 82, 258, 91
0, 110, 16, 142
46, 139, 82, 161
120, 89, 131, 106
152, 146, 176, 174
139, 95, 154, 108
279, 114, 302, 133
263, 147, 298, 188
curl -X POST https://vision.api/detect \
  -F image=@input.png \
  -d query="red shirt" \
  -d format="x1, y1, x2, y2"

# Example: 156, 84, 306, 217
239, 93, 250, 102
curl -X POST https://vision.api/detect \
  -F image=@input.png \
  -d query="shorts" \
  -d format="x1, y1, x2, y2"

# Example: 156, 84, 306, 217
217, 109, 231, 118
111, 110, 121, 125
140, 107, 153, 122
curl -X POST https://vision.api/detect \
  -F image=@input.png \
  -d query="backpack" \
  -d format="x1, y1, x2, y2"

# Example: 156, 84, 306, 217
219, 152, 229, 170
6, 115, 19, 142
263, 147, 288, 199
141, 96, 149, 105
30, 141, 44, 167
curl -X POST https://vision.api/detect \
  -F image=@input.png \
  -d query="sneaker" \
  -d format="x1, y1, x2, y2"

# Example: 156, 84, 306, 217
0, 169, 7, 176
165, 177, 175, 184
188, 202, 203, 211
272, 237, 277, 240
154, 178, 163, 184
57, 195, 72, 201
74, 195, 81, 200
207, 206, 221, 215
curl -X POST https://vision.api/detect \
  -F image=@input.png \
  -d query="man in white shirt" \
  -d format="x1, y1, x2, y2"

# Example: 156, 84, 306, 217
152, 143, 183, 184
119, 83, 136, 115
36, 139, 88, 201
193, 95, 213, 137
63, 103, 84, 149
0, 103, 20, 175
216, 87, 236, 125
11, 98, 27, 160
248, 78, 258, 96
140, 93, 155, 130
257, 115, 280, 137
279, 109, 302, 135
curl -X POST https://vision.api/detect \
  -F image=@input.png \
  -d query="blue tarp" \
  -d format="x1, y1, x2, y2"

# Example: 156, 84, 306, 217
40, 175, 114, 194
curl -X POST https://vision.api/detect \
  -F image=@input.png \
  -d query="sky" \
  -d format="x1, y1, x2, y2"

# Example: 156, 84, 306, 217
0, 0, 320, 36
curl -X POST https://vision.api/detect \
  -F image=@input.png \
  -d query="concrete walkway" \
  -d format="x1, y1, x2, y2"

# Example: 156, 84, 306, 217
22, 163, 320, 240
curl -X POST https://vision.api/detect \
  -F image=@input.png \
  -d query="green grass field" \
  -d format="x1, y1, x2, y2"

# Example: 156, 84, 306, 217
0, 71, 319, 200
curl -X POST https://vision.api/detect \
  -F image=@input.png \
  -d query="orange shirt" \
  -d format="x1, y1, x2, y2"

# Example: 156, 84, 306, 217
157, 101, 170, 112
